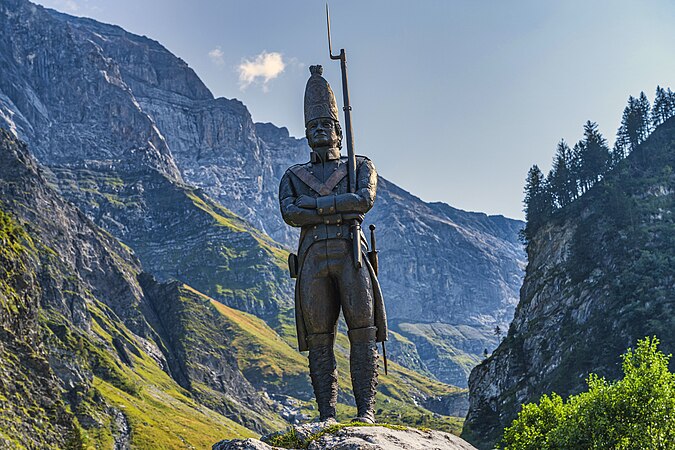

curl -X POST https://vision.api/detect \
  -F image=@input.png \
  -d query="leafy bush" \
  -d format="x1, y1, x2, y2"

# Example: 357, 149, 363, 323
501, 337, 675, 449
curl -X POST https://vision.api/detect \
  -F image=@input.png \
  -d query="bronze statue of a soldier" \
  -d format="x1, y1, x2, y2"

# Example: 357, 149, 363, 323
279, 65, 387, 423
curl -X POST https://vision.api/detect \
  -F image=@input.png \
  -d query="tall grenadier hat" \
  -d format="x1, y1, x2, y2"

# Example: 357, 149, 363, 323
304, 65, 339, 125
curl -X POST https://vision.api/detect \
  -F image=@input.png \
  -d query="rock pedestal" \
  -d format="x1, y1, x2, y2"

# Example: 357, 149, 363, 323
213, 423, 477, 450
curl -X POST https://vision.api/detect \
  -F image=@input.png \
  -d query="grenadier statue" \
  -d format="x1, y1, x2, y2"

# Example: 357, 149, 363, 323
279, 65, 387, 423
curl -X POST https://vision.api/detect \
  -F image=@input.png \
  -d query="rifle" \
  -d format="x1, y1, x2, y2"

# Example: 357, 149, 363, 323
327, 7, 387, 375
326, 4, 362, 270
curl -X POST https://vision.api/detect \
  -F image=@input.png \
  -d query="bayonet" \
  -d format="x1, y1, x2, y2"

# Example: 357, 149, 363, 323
327, 5, 388, 375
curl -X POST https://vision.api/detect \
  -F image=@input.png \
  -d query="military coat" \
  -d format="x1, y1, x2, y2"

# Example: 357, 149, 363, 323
279, 148, 387, 351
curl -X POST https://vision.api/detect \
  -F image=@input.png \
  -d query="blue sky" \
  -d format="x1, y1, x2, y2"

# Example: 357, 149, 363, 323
35, 0, 675, 219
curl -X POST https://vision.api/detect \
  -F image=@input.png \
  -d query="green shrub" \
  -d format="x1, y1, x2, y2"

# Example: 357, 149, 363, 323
501, 337, 675, 449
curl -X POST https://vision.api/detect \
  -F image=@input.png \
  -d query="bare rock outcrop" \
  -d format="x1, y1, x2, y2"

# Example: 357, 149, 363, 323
214, 424, 477, 450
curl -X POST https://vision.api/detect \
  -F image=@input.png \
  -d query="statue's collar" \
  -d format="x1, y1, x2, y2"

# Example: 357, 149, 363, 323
311, 147, 341, 163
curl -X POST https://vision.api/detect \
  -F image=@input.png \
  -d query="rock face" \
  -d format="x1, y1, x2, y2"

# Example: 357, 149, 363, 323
0, 0, 293, 321
0, 131, 81, 448
307, 427, 476, 450
367, 179, 524, 386
462, 117, 675, 449
214, 424, 478, 450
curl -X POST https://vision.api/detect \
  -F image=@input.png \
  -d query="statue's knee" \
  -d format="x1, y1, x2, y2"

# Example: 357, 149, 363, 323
348, 326, 377, 344
307, 332, 335, 349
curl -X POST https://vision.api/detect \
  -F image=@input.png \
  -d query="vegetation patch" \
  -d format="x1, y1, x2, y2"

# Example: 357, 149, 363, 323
266, 421, 408, 449
500, 337, 675, 449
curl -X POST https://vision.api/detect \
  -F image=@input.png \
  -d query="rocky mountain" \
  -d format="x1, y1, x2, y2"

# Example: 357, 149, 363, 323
462, 116, 675, 449
367, 179, 524, 386
0, 129, 269, 447
0, 0, 480, 443
0, 0, 293, 321
0, 0, 523, 396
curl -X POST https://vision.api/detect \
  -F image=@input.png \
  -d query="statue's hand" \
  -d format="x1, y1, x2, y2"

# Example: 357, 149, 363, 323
296, 195, 317, 209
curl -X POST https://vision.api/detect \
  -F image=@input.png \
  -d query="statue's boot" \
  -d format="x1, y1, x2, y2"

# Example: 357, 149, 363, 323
348, 326, 379, 424
308, 333, 338, 422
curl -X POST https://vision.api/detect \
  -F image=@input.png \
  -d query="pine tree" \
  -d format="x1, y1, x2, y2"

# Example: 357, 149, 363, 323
616, 93, 652, 155
549, 140, 575, 207
570, 141, 585, 196
523, 165, 553, 239
572, 138, 595, 194
609, 143, 624, 169
652, 85, 675, 127
581, 121, 610, 185
638, 91, 652, 134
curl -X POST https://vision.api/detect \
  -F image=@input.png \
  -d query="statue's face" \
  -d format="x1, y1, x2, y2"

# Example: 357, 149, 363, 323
306, 118, 339, 148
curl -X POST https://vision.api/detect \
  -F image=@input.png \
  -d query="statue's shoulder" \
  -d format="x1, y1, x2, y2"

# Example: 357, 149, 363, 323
338, 155, 372, 167
284, 161, 312, 175
355, 155, 374, 164
355, 155, 375, 170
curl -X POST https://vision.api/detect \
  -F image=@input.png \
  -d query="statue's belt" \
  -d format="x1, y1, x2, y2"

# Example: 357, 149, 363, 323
290, 164, 348, 196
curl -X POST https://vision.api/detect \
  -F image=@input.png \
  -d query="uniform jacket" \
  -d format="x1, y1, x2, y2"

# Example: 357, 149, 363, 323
279, 148, 388, 351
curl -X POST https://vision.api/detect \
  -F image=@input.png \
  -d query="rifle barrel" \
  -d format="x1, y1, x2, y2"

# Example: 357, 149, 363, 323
327, 6, 362, 269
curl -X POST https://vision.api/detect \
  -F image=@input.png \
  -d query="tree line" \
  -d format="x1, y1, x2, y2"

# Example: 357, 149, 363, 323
523, 86, 675, 239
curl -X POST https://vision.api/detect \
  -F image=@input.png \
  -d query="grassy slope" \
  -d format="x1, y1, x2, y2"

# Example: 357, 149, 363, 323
0, 207, 257, 448
49, 297, 257, 449
50, 166, 292, 318
186, 192, 288, 272
27, 162, 465, 442
0, 209, 79, 449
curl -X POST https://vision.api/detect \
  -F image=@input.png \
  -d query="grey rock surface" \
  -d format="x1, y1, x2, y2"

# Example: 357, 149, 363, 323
0, 127, 276, 440
214, 439, 281, 450
215, 425, 477, 450
308, 427, 477, 450
0, 0, 293, 321
366, 179, 524, 386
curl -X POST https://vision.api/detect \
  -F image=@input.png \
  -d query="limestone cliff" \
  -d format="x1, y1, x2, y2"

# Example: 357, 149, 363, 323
0, 0, 293, 320
462, 117, 675, 449
368, 179, 524, 386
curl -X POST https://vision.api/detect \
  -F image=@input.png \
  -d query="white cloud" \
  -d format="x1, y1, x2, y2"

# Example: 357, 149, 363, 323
238, 51, 285, 92
63, 0, 78, 11
42, 0, 79, 12
208, 47, 225, 66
